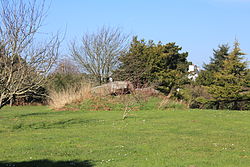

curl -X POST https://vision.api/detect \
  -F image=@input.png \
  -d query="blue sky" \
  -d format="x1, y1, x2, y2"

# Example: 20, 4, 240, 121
42, 0, 250, 67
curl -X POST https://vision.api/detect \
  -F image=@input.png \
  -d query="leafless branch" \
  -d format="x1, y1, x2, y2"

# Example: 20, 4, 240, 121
70, 26, 129, 85
0, 0, 61, 108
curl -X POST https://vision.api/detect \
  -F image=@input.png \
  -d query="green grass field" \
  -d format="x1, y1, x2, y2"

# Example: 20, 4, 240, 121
0, 97, 250, 167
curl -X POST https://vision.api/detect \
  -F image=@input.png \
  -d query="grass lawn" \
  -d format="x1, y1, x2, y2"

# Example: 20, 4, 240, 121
0, 98, 250, 167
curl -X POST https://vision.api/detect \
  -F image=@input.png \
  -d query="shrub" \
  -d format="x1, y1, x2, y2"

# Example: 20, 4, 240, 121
47, 73, 89, 93
189, 97, 215, 109
176, 85, 214, 109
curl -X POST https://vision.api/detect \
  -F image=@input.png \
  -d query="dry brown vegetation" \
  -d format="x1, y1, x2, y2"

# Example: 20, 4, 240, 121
159, 98, 188, 110
49, 84, 92, 109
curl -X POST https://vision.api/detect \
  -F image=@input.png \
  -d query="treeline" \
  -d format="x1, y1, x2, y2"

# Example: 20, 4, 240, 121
194, 42, 250, 110
47, 36, 250, 110
112, 38, 249, 110
0, 0, 249, 110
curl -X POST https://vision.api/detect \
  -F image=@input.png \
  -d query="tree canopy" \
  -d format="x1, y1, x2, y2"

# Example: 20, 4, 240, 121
70, 26, 129, 85
114, 37, 190, 94
196, 41, 249, 110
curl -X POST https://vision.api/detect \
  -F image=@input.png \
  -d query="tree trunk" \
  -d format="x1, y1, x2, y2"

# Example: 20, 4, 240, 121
0, 95, 4, 109
0, 94, 10, 109
0, 101, 3, 109
166, 88, 174, 99
0, 95, 6, 109
9, 98, 13, 107
233, 101, 238, 110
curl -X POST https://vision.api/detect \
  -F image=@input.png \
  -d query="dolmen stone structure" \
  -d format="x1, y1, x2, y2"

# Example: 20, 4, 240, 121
91, 81, 134, 96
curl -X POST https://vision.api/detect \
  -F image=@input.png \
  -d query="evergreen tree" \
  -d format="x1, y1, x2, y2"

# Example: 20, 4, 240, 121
207, 41, 248, 109
204, 44, 230, 71
114, 37, 190, 94
114, 37, 152, 87
196, 44, 230, 86
150, 42, 190, 94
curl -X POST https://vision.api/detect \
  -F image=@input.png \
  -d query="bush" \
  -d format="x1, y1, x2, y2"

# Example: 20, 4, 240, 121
178, 85, 250, 110
9, 86, 48, 106
175, 85, 215, 109
47, 73, 88, 93
189, 97, 216, 109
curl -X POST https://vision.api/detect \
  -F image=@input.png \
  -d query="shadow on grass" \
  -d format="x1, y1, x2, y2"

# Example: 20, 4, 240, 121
0, 159, 94, 167
19, 112, 51, 117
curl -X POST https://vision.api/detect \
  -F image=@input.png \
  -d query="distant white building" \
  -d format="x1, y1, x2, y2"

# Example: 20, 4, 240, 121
109, 77, 113, 82
188, 64, 200, 81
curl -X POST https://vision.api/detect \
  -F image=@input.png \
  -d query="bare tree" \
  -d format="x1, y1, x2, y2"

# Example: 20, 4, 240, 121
53, 58, 80, 75
70, 26, 129, 85
0, 0, 61, 108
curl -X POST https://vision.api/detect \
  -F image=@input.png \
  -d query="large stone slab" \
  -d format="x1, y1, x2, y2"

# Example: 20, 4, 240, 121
91, 81, 134, 95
